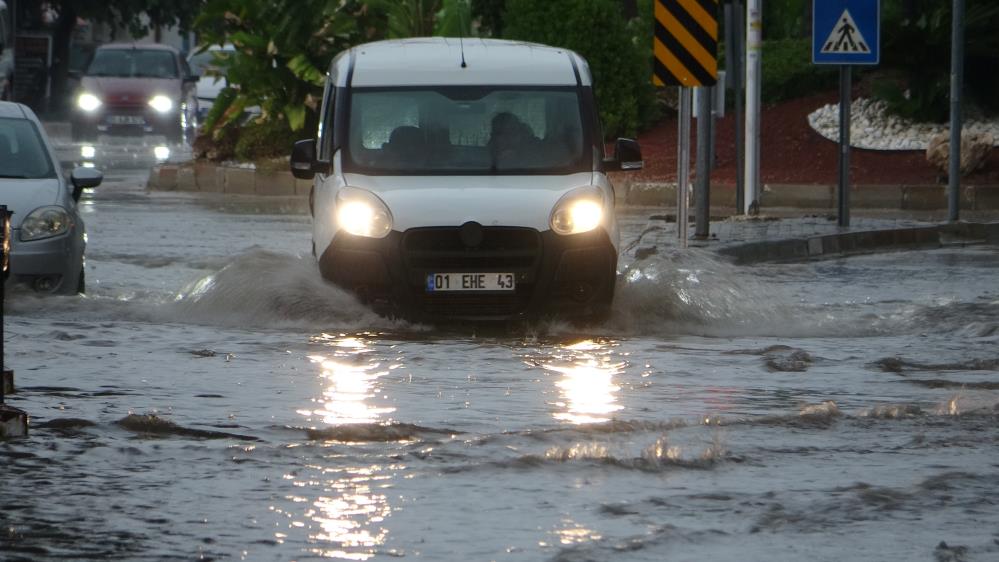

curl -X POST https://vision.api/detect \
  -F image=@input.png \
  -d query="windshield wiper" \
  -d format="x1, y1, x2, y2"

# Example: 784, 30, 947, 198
0, 174, 29, 179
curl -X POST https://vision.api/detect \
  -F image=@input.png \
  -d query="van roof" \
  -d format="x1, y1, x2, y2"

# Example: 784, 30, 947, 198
345, 38, 588, 87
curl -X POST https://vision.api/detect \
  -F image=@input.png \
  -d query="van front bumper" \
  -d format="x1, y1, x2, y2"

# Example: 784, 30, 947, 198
318, 226, 616, 322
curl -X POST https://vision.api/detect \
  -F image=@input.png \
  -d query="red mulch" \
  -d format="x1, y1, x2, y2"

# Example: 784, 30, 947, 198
625, 90, 999, 186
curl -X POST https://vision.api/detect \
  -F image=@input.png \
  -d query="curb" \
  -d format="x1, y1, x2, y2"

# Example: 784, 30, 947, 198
717, 222, 999, 264
148, 162, 312, 197
618, 181, 999, 211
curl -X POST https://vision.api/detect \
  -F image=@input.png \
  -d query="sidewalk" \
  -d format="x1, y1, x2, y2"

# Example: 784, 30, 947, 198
618, 212, 999, 265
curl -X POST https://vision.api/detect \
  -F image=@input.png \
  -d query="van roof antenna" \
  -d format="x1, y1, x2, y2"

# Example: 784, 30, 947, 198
458, 4, 468, 68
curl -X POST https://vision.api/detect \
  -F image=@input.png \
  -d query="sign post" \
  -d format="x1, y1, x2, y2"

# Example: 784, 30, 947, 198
1, 205, 27, 439
813, 0, 880, 227
653, 0, 719, 247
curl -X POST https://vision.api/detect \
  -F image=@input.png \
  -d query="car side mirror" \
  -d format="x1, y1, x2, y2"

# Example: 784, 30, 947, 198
606, 138, 643, 172
70, 167, 103, 201
291, 138, 329, 179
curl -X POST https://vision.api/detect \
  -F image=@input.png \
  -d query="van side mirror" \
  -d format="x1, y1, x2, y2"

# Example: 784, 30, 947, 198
291, 139, 327, 179
70, 167, 103, 201
606, 138, 643, 172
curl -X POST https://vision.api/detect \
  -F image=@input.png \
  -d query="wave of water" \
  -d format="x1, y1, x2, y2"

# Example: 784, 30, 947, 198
7, 248, 998, 339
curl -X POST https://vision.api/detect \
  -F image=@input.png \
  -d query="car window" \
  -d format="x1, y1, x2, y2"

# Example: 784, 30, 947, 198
346, 87, 587, 175
188, 49, 232, 76
0, 117, 56, 179
86, 49, 179, 78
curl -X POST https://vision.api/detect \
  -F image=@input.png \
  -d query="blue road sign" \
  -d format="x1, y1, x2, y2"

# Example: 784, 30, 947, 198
813, 0, 880, 65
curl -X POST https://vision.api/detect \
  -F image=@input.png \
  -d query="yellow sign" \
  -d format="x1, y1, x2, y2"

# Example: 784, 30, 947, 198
653, 0, 719, 87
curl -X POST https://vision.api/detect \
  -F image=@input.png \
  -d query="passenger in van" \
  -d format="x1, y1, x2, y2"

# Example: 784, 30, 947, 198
381, 125, 426, 168
488, 112, 541, 166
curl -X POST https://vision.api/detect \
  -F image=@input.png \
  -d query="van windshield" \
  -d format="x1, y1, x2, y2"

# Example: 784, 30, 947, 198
86, 49, 178, 78
345, 87, 589, 175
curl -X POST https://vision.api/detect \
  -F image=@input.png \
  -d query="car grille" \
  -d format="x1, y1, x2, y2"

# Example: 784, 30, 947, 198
402, 227, 540, 269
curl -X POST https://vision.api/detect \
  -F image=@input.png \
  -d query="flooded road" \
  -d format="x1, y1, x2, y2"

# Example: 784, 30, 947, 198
2, 143, 998, 560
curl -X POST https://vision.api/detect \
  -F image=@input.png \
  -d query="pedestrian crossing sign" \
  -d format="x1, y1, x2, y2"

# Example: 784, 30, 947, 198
812, 0, 880, 65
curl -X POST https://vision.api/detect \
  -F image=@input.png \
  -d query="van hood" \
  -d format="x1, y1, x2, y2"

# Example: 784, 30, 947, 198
343, 173, 595, 231
0, 178, 62, 229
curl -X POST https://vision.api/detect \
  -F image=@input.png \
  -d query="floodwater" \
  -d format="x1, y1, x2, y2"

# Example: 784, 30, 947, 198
2, 141, 998, 561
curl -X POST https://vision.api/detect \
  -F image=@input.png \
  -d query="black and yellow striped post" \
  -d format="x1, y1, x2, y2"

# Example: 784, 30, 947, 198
653, 0, 720, 88
653, 0, 719, 247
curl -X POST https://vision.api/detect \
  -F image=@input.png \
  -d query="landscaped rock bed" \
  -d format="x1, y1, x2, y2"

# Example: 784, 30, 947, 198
808, 97, 999, 151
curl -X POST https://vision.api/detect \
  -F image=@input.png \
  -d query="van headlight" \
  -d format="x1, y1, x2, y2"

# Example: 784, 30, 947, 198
335, 187, 393, 238
77, 92, 102, 112
550, 189, 604, 235
21, 206, 72, 241
148, 95, 174, 113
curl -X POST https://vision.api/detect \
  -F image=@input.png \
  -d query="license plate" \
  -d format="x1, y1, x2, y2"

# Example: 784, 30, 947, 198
426, 272, 516, 292
107, 115, 145, 125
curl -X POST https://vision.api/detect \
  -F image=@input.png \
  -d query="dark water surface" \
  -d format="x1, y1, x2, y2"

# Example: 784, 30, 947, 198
2, 164, 998, 560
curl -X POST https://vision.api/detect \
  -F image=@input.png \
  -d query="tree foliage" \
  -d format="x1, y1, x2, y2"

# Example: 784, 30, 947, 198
876, 0, 999, 121
195, 0, 382, 136
502, 0, 656, 138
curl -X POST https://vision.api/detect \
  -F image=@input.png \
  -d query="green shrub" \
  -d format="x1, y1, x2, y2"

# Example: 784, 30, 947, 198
233, 119, 300, 162
876, 0, 999, 122
502, 0, 657, 138
761, 39, 837, 104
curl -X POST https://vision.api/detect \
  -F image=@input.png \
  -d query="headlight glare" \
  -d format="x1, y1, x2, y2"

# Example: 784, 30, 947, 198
148, 95, 174, 113
77, 93, 102, 112
335, 188, 392, 238
551, 192, 604, 235
21, 206, 72, 241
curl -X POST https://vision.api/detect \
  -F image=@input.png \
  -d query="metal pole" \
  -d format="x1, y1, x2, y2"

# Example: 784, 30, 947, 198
838, 65, 852, 227
678, 87, 692, 249
1, 206, 6, 405
708, 87, 717, 170
695, 85, 711, 238
733, 1, 745, 213
744, 0, 761, 215
948, 0, 965, 222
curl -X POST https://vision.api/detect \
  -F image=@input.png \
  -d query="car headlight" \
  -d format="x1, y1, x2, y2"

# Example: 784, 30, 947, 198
335, 187, 393, 238
550, 189, 604, 235
148, 95, 174, 113
77, 92, 102, 112
20, 206, 72, 241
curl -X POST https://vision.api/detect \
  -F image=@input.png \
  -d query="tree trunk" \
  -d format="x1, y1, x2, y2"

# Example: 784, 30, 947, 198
50, 3, 78, 116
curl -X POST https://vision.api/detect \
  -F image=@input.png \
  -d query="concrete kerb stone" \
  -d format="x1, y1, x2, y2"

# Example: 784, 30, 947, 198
719, 224, 962, 264
762, 183, 835, 208
176, 165, 197, 191
223, 167, 256, 194
255, 169, 296, 196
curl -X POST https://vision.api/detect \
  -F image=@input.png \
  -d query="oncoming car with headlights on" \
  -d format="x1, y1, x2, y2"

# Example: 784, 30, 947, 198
291, 38, 642, 323
70, 43, 198, 142
1, 101, 102, 294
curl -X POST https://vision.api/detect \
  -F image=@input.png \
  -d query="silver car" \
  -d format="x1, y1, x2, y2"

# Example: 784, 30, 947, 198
1, 101, 102, 294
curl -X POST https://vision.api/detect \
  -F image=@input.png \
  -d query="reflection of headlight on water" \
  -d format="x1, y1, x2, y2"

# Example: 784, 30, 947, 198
81, 145, 96, 159
154, 146, 170, 160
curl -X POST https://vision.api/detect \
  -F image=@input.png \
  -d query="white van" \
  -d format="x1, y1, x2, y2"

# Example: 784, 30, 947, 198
291, 38, 642, 322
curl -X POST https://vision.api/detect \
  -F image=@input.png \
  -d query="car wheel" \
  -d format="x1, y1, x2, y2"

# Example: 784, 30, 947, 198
71, 122, 95, 142
167, 121, 184, 144
77, 267, 86, 295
